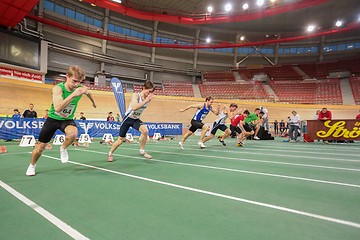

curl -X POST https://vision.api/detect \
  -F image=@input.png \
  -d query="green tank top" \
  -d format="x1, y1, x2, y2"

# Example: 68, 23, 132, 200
48, 82, 83, 120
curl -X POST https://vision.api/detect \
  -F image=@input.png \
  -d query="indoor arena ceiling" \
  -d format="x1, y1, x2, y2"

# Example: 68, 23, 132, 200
81, 0, 360, 41
1, 0, 360, 46
0, 0, 39, 27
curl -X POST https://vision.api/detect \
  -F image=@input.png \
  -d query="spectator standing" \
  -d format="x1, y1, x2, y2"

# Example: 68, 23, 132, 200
23, 103, 37, 118
273, 120, 279, 136
44, 110, 49, 119
355, 110, 360, 120
288, 111, 301, 142
79, 112, 86, 120
12, 109, 21, 119
313, 110, 320, 120
116, 113, 121, 122
279, 119, 286, 135
107, 112, 115, 121
318, 108, 332, 121
318, 107, 332, 144
260, 106, 269, 131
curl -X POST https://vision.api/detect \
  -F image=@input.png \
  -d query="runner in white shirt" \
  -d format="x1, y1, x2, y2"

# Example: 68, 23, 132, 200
107, 80, 155, 161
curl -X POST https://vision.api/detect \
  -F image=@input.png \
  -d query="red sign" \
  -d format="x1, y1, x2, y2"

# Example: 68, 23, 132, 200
307, 120, 360, 141
0, 67, 42, 81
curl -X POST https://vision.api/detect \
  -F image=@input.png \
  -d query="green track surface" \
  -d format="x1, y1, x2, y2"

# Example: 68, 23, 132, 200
1, 137, 360, 240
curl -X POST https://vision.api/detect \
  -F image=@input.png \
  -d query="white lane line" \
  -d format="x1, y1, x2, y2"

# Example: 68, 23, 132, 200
115, 147, 360, 172
145, 144, 360, 163
0, 180, 89, 240
79, 149, 360, 189
40, 154, 360, 229
0, 152, 33, 156
176, 141, 360, 154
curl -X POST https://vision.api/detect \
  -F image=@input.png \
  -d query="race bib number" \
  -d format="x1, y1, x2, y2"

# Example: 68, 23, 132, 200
133, 111, 141, 118
56, 105, 75, 118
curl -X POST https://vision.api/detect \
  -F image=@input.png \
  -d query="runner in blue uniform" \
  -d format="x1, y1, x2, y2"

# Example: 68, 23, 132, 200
178, 96, 219, 149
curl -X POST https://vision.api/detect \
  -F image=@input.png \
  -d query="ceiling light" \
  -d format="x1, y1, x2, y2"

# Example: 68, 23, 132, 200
224, 3, 232, 12
335, 20, 343, 27
206, 38, 211, 43
240, 36, 245, 41
307, 25, 315, 32
256, 0, 265, 6
243, 3, 249, 10
112, 0, 122, 3
207, 6, 213, 13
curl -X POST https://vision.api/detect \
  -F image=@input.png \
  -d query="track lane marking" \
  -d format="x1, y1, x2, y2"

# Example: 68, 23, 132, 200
40, 154, 360, 229
79, 149, 360, 188
0, 180, 89, 240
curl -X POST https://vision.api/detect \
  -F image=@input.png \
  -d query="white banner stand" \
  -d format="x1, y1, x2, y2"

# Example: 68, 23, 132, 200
126, 133, 134, 142
153, 133, 161, 140
78, 134, 92, 144
102, 134, 114, 142
53, 134, 66, 145
19, 135, 36, 147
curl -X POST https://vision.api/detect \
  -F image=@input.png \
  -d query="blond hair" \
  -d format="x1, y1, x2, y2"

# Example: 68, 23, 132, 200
67, 65, 86, 80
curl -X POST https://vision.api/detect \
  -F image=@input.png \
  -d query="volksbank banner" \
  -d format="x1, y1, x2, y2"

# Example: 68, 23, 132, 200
0, 118, 182, 140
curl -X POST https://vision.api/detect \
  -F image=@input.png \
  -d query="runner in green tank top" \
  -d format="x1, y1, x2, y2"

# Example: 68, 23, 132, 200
26, 65, 96, 176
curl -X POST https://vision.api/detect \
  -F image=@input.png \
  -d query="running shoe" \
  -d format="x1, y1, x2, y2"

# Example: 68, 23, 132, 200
26, 164, 36, 176
219, 139, 226, 146
107, 155, 113, 162
60, 147, 69, 163
236, 142, 244, 147
178, 141, 184, 150
198, 142, 206, 149
140, 151, 152, 159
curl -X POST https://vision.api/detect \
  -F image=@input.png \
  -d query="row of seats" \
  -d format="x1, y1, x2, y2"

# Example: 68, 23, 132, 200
269, 79, 343, 105
296, 57, 360, 79
162, 81, 194, 97
203, 71, 235, 82
233, 57, 360, 81
198, 82, 269, 100
350, 76, 360, 104
133, 81, 194, 97
235, 65, 303, 81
